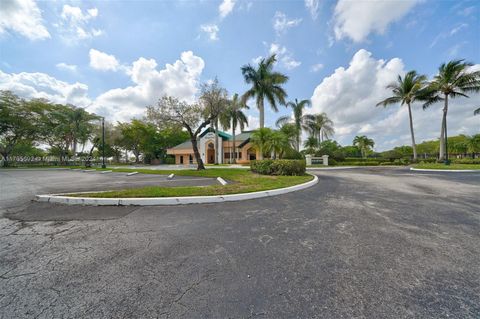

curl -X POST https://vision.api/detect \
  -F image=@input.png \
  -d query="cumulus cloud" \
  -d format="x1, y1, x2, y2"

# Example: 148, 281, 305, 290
333, 0, 419, 42
245, 115, 259, 131
269, 43, 301, 70
307, 49, 480, 150
200, 23, 219, 41
57, 4, 103, 42
0, 0, 50, 40
273, 11, 302, 35
56, 63, 77, 72
219, 0, 236, 19
0, 69, 91, 107
305, 0, 320, 20
89, 49, 120, 71
90, 51, 205, 121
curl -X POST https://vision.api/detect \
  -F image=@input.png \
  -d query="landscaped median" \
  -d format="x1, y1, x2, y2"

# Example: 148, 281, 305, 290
36, 164, 317, 206
410, 163, 480, 172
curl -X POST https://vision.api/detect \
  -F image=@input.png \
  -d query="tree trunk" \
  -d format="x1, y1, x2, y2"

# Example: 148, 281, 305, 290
439, 95, 448, 160
134, 150, 140, 163
191, 137, 205, 170
407, 103, 418, 161
258, 98, 264, 129
1, 152, 9, 167
214, 120, 219, 164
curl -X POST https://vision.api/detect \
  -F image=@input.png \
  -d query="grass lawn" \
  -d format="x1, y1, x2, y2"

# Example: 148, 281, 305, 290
412, 163, 480, 170
68, 167, 313, 198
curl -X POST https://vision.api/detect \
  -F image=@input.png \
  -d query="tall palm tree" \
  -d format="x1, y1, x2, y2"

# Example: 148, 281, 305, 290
353, 135, 375, 158
422, 60, 480, 161
220, 93, 249, 163
251, 128, 273, 160
304, 113, 334, 143
377, 71, 427, 161
276, 98, 311, 151
241, 54, 288, 129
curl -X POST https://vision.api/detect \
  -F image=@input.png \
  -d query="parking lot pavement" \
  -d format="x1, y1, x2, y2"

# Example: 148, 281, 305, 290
0, 169, 217, 211
0, 167, 479, 318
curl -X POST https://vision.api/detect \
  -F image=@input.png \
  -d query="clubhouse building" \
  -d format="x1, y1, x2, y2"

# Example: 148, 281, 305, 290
166, 129, 259, 165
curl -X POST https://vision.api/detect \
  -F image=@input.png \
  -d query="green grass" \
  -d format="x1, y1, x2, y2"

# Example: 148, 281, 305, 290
66, 167, 313, 198
412, 163, 480, 170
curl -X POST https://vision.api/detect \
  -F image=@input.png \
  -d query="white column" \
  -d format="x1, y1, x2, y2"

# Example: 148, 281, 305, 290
322, 155, 329, 166
305, 154, 312, 166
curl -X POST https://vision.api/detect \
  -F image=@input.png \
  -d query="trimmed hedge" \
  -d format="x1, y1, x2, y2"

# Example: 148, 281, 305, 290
452, 158, 480, 164
251, 159, 306, 176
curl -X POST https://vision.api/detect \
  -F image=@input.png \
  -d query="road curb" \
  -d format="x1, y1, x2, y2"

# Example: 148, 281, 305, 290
409, 167, 479, 173
35, 174, 319, 206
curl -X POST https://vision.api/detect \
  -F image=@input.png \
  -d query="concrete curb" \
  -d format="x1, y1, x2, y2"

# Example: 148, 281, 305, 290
35, 174, 318, 206
410, 167, 479, 173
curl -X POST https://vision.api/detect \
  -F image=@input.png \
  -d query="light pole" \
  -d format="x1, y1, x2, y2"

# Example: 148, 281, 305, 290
102, 117, 106, 169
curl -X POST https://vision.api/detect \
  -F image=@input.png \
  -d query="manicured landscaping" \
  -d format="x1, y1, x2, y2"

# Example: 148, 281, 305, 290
411, 163, 480, 170
68, 168, 313, 198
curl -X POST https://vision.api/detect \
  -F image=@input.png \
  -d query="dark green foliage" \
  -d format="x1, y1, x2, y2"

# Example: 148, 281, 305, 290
282, 148, 304, 160
251, 159, 306, 176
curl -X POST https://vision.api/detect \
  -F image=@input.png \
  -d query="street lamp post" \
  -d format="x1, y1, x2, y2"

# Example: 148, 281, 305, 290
102, 117, 106, 169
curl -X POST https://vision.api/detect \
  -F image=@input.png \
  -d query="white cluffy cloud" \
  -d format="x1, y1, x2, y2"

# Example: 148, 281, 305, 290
56, 63, 77, 72
333, 0, 420, 42
305, 0, 320, 20
219, 0, 236, 19
58, 4, 103, 42
273, 11, 302, 34
0, 0, 50, 40
200, 24, 219, 41
91, 51, 205, 121
269, 43, 301, 70
89, 49, 120, 71
0, 69, 91, 107
310, 63, 324, 72
308, 49, 480, 150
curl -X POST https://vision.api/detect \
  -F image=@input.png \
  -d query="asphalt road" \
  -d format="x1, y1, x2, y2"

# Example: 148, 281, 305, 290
0, 167, 479, 318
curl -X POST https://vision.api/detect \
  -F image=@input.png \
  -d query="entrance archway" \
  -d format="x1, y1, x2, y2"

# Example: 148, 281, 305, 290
247, 148, 256, 161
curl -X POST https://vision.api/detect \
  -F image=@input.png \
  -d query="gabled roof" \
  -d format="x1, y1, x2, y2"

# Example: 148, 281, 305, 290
170, 140, 193, 150
199, 127, 232, 140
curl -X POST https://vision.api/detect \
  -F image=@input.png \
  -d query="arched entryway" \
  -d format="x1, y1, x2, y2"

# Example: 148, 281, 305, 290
247, 147, 256, 161
207, 142, 215, 164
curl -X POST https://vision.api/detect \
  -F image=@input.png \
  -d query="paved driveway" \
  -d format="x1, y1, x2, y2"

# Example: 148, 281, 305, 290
0, 167, 479, 318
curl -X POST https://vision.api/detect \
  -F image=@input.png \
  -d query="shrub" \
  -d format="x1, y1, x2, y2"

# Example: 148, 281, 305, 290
328, 158, 338, 166
164, 156, 175, 164
282, 149, 304, 160
452, 158, 480, 164
251, 159, 306, 176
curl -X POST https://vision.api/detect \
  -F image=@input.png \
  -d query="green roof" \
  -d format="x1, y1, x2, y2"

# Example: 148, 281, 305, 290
171, 140, 193, 150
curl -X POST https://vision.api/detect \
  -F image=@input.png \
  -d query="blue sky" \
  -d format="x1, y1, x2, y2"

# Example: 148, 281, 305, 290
0, 0, 479, 150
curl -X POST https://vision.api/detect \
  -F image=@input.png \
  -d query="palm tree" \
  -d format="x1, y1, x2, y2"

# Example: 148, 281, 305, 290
304, 113, 334, 143
276, 98, 311, 151
241, 54, 288, 129
251, 128, 273, 160
278, 122, 297, 150
353, 135, 375, 158
220, 93, 249, 163
422, 60, 480, 161
267, 130, 290, 159
377, 71, 427, 161
303, 136, 319, 154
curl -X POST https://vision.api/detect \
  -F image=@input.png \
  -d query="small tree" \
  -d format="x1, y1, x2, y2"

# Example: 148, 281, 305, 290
251, 128, 273, 160
147, 95, 222, 170
353, 135, 375, 158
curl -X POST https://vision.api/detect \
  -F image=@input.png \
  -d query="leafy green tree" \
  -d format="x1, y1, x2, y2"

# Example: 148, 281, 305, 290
353, 135, 375, 158
251, 128, 273, 160
341, 145, 362, 158
118, 119, 156, 163
304, 113, 334, 143
377, 70, 427, 161
147, 95, 223, 170
276, 98, 311, 151
0, 91, 41, 166
241, 54, 288, 128
466, 134, 480, 158
200, 78, 229, 164
317, 140, 341, 158
220, 93, 249, 163
422, 60, 480, 160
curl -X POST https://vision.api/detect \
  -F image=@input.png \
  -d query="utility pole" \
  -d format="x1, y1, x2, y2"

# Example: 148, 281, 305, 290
102, 117, 106, 169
